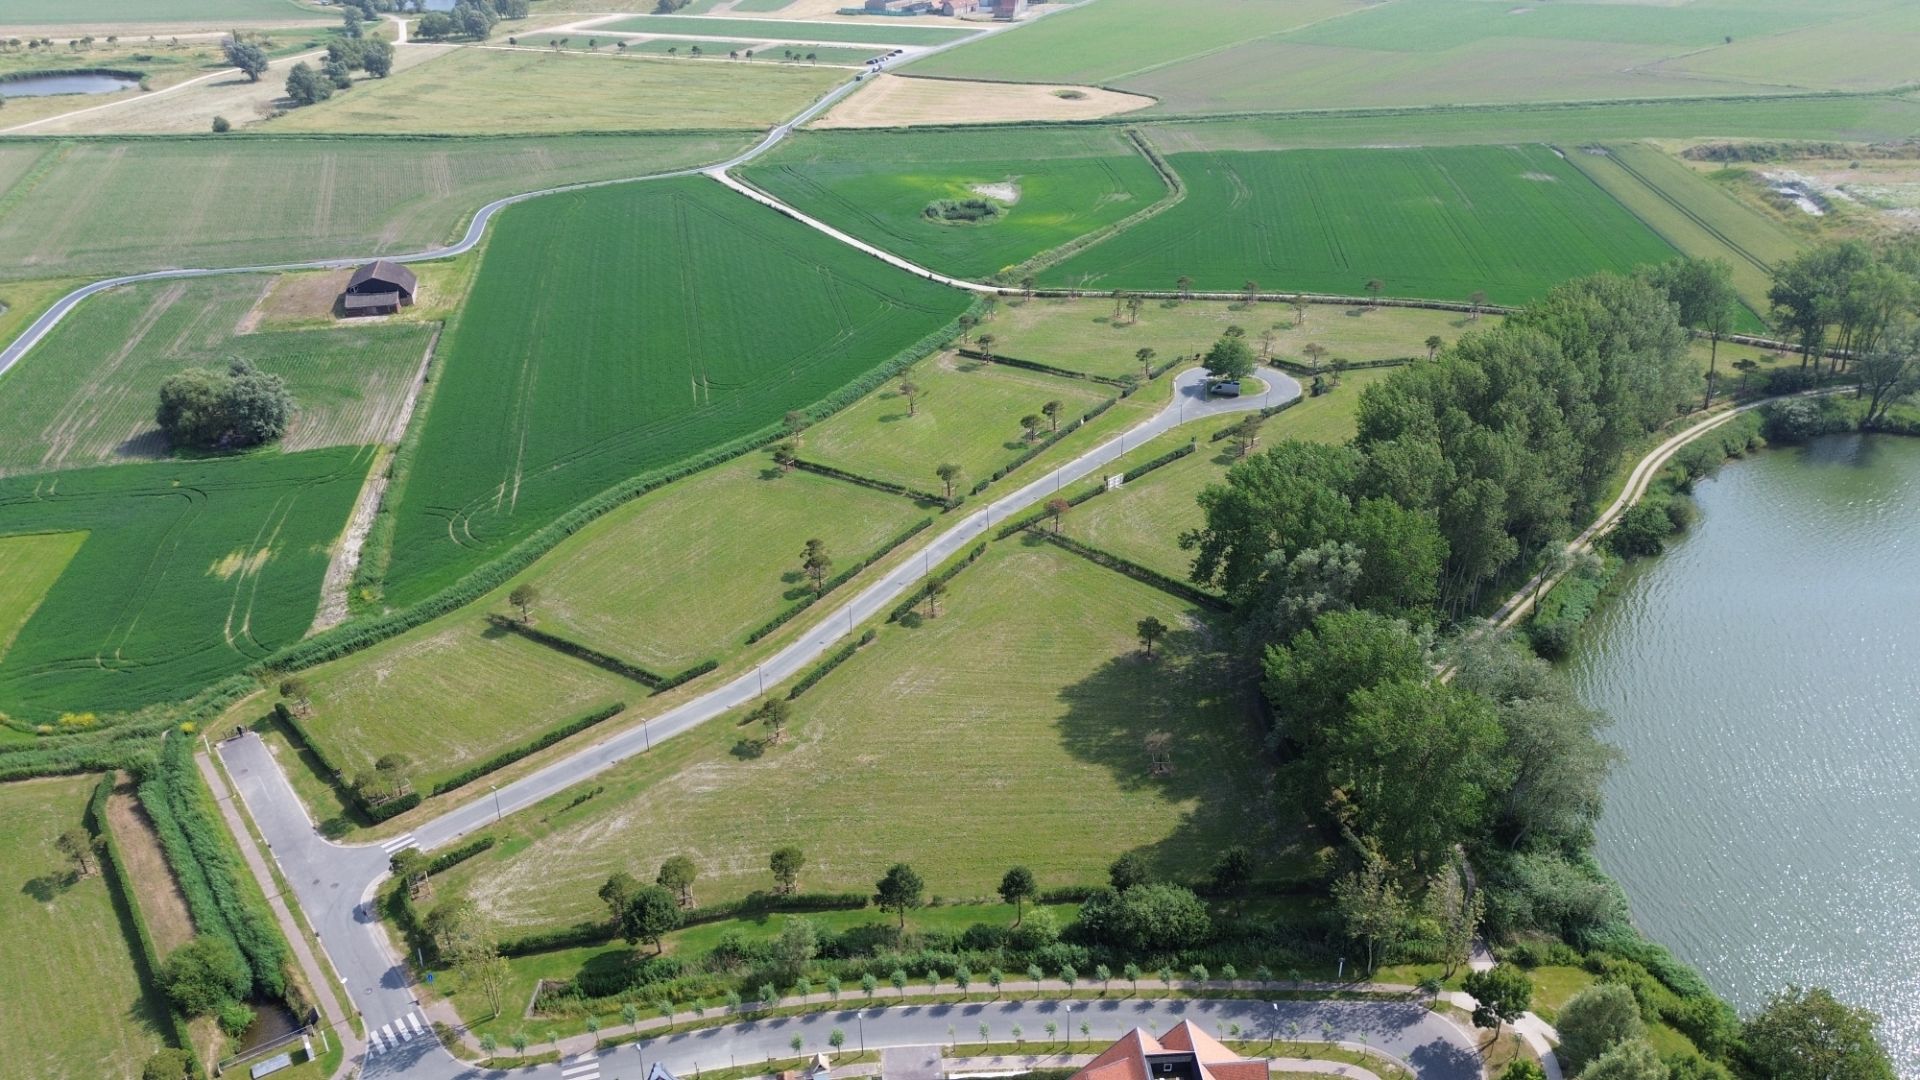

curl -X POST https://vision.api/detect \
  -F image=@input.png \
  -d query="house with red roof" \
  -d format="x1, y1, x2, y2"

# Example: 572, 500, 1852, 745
1071, 1020, 1272, 1080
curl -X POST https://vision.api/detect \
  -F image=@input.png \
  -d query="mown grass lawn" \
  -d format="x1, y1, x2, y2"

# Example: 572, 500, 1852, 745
443, 542, 1295, 930
803, 354, 1109, 494
0, 776, 169, 1079
522, 452, 929, 672
0, 531, 85, 662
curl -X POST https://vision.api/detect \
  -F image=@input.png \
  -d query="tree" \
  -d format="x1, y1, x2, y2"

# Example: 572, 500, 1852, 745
1109, 851, 1151, 891
157, 360, 291, 450
1468, 290, 1489, 319
423, 897, 494, 967
417, 11, 455, 38
1577, 1041, 1669, 1080
936, 463, 962, 502
158, 936, 250, 1016
278, 676, 310, 712
774, 915, 818, 979
467, 955, 512, 1020
1461, 966, 1533, 1044
1110, 882, 1209, 953
1209, 845, 1253, 896
360, 37, 394, 77
55, 827, 97, 877
1136, 615, 1167, 657
1643, 258, 1736, 406
784, 409, 808, 444
1045, 496, 1070, 534
752, 697, 792, 745
1136, 347, 1157, 378
1426, 335, 1444, 361
1042, 399, 1063, 432
898, 378, 922, 417
1204, 334, 1256, 382
211, 115, 231, 133
1733, 357, 1759, 394
617, 884, 682, 953
770, 845, 805, 894
1424, 859, 1483, 979
657, 855, 697, 908
1330, 849, 1406, 973
874, 863, 924, 930
222, 37, 268, 80
976, 332, 995, 359
1232, 414, 1261, 457
1855, 320, 1920, 429
142, 1049, 196, 1080
773, 441, 797, 472
1021, 414, 1043, 442
599, 871, 643, 922
800, 538, 833, 594
923, 577, 947, 618
284, 60, 333, 105
1365, 278, 1384, 303
998, 865, 1037, 925
1557, 984, 1647, 1075
1243, 279, 1260, 304
1301, 341, 1328, 372
1743, 986, 1896, 1080
508, 583, 537, 623
1177, 274, 1193, 299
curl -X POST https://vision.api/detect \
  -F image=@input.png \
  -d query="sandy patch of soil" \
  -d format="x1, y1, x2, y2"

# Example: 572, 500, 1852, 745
105, 778, 196, 953
970, 180, 1019, 203
247, 269, 353, 329
813, 73, 1153, 129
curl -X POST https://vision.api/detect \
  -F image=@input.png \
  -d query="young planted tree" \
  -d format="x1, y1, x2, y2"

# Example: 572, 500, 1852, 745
800, 538, 833, 594
1136, 347, 1157, 379
1461, 966, 1533, 1046
1426, 335, 1444, 361
1232, 414, 1261, 458
975, 333, 995, 360
508, 583, 538, 624
618, 885, 683, 953
1204, 335, 1256, 382
1041, 399, 1063, 433
874, 862, 925, 931
1176, 274, 1193, 300
752, 697, 792, 745
1302, 342, 1328, 372
1136, 615, 1167, 658
923, 577, 947, 618
898, 378, 922, 417
773, 441, 798, 473
998, 865, 1037, 925
1364, 278, 1384, 304
1020, 414, 1044, 442
936, 462, 962, 502
657, 855, 697, 908
1468, 289, 1489, 320
770, 845, 805, 894
1044, 496, 1071, 535
55, 828, 97, 878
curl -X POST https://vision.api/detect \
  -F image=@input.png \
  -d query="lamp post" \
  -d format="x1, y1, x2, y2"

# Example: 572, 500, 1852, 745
489, 784, 501, 823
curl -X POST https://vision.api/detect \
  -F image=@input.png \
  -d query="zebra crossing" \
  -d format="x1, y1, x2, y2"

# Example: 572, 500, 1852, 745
559, 1055, 603, 1080
365, 1010, 430, 1055
378, 833, 419, 857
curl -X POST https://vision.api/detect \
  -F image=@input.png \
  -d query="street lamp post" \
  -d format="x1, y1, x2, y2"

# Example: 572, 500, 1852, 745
490, 784, 501, 823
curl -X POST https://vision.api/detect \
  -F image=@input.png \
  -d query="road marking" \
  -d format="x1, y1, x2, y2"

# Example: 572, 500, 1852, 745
382, 1021, 400, 1045
561, 1059, 602, 1079
379, 833, 419, 854
367, 1028, 387, 1053
406, 1012, 426, 1036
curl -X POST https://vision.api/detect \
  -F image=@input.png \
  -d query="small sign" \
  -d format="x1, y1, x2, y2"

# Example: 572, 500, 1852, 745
250, 1052, 295, 1078
1106, 474, 1124, 491
425, 972, 435, 984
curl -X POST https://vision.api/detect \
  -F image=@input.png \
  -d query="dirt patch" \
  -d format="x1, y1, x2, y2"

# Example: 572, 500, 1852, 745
105, 778, 196, 954
970, 180, 1019, 204
813, 73, 1153, 129
1519, 171, 1558, 182
248, 268, 353, 329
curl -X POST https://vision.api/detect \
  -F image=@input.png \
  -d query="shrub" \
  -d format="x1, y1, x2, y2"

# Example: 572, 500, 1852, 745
1605, 504, 1674, 558
210, 115, 230, 133
158, 936, 250, 1016
142, 1049, 196, 1080
156, 359, 292, 450
1557, 983, 1646, 1074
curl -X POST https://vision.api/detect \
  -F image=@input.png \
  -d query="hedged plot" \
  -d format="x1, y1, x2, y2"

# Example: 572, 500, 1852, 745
383, 177, 970, 604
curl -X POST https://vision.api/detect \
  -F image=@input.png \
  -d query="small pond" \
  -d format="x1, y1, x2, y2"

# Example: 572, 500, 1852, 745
0, 72, 140, 98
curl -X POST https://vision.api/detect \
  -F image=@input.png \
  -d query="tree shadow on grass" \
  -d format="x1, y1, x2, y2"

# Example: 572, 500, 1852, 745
21, 871, 73, 903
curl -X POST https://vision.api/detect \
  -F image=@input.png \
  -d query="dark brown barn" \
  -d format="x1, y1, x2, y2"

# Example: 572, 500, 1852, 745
341, 260, 418, 316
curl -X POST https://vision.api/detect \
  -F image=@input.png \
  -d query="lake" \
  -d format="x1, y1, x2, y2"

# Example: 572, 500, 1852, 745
0, 72, 139, 98
1569, 433, 1920, 1073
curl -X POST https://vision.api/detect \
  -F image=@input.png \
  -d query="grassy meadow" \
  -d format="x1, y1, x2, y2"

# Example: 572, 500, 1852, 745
802, 353, 1108, 493
0, 776, 169, 1080
382, 176, 968, 606
444, 541, 1289, 930
1044, 145, 1679, 304
522, 452, 927, 673
0, 531, 85, 661
744, 128, 1170, 281
0, 134, 749, 282
0, 0, 314, 24
266, 48, 844, 135
602, 14, 976, 45
0, 448, 369, 723
0, 275, 433, 476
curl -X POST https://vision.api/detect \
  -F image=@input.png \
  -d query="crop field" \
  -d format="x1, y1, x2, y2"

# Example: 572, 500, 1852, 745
449, 541, 1289, 929
267, 48, 844, 135
292, 610, 631, 792
0, 776, 168, 1079
0, 0, 314, 25
523, 453, 927, 673
1044, 145, 1679, 305
566, 38, 875, 65
0, 532, 86, 662
0, 275, 434, 476
802, 353, 1108, 493
989, 298, 1474, 379
0, 134, 749, 282
1564, 144, 1803, 326
1661, 4, 1920, 92
382, 177, 969, 606
602, 14, 976, 46
742, 127, 1170, 281
0, 448, 369, 723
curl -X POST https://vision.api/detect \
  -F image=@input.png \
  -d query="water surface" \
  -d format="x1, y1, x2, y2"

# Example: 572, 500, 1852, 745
1570, 434, 1920, 1073
0, 73, 138, 98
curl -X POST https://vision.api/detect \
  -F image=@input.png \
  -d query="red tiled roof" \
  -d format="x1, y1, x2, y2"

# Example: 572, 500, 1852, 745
1070, 1022, 1270, 1080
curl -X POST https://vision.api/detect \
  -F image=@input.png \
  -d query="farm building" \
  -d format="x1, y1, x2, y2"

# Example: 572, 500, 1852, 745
341, 259, 417, 316
1071, 1022, 1272, 1080
859, 0, 980, 14
987, 0, 1026, 17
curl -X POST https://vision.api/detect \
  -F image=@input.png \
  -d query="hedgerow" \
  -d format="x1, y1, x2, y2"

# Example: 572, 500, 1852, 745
890, 542, 988, 622
486, 617, 669, 687
788, 458, 948, 506
959, 348, 1129, 387
1036, 532, 1230, 612
429, 703, 626, 797
787, 629, 878, 701
745, 519, 933, 644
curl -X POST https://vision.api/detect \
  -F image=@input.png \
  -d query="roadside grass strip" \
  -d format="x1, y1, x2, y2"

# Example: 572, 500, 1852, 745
0, 448, 369, 724
382, 176, 968, 606
601, 15, 977, 46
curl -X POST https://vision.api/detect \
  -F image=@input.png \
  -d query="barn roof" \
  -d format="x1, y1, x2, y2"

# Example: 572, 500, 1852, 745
343, 290, 401, 311
348, 259, 417, 295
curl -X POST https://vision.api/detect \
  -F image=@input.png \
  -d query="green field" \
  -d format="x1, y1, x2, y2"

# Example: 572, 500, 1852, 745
802, 354, 1108, 493
0, 134, 749, 282
524, 453, 927, 673
446, 541, 1287, 929
989, 298, 1472, 379
0, 275, 434, 475
743, 128, 1170, 281
0, 448, 369, 723
383, 176, 969, 605
551, 38, 876, 65
603, 14, 976, 45
267, 48, 844, 135
0, 532, 85, 661
1043, 145, 1679, 304
0, 776, 168, 1079
0, 0, 314, 24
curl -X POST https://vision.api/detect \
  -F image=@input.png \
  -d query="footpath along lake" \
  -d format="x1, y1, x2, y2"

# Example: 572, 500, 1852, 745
1569, 433, 1920, 1073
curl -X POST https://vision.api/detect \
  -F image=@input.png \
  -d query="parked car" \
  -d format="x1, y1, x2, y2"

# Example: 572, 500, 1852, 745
1211, 380, 1242, 397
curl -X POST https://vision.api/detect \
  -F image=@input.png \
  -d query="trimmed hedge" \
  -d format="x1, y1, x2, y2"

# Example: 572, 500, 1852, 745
746, 518, 934, 644
969, 397, 1118, 494
272, 701, 419, 822
1270, 355, 1413, 376
789, 458, 947, 506
890, 541, 987, 622
957, 348, 1128, 388
1039, 532, 1230, 612
1210, 396, 1300, 441
486, 616, 668, 687
1124, 439, 1197, 481
657, 659, 718, 692
426, 835, 496, 877
429, 703, 625, 797
787, 628, 877, 700
994, 439, 1197, 539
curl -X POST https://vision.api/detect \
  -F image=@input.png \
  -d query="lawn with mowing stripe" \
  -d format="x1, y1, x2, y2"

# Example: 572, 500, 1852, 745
523, 452, 928, 673
0, 448, 370, 723
0, 134, 748, 282
989, 298, 1473, 379
602, 14, 975, 45
0, 775, 170, 1080
452, 541, 1291, 930
1045, 145, 1679, 305
267, 47, 843, 134
0, 531, 84, 661
1060, 372, 1387, 582
382, 176, 969, 607
802, 353, 1109, 494
743, 127, 1169, 282
0, 275, 434, 476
